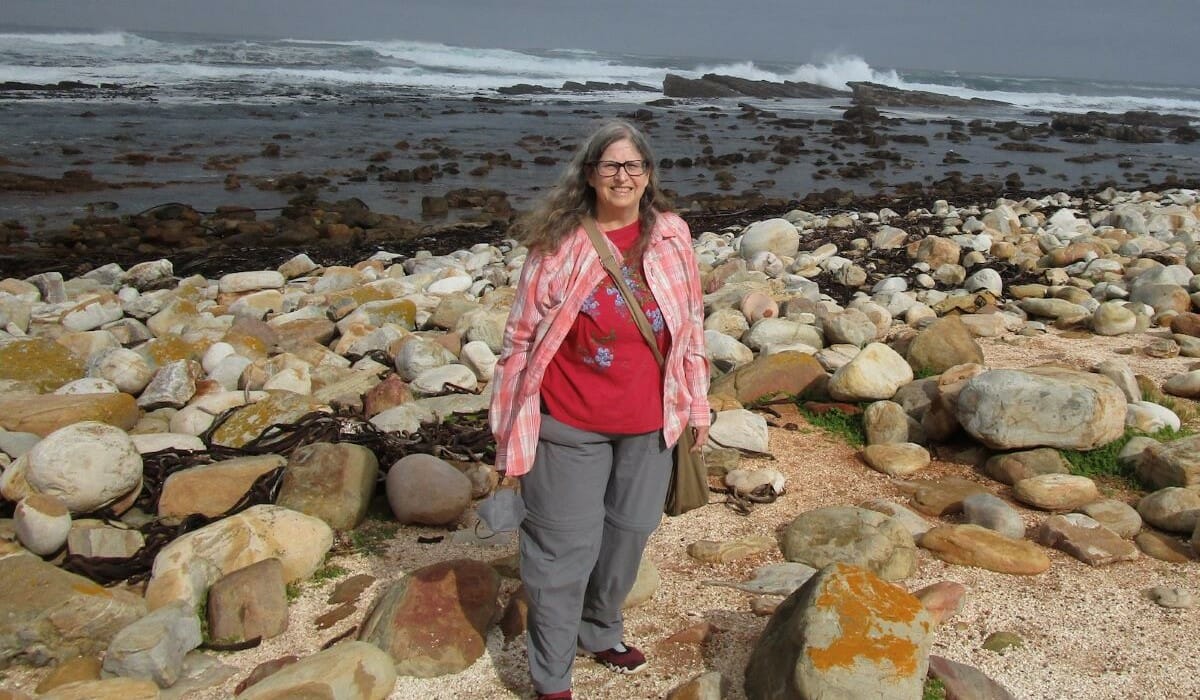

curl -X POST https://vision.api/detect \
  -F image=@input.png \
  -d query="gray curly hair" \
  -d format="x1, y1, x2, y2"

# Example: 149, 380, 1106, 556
519, 120, 672, 260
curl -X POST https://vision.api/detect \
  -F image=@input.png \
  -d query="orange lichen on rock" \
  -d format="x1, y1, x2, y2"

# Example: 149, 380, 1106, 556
806, 564, 929, 677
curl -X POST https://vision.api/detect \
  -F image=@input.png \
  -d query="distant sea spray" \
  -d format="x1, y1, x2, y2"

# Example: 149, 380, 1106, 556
1, 27, 1198, 118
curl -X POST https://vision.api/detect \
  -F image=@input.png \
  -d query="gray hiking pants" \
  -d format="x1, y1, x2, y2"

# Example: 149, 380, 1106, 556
519, 413, 673, 695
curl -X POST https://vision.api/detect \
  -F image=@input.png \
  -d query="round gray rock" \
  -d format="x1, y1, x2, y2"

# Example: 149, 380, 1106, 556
386, 454, 472, 526
781, 506, 917, 581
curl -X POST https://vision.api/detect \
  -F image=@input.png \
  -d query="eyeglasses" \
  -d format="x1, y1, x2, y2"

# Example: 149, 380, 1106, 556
590, 159, 649, 177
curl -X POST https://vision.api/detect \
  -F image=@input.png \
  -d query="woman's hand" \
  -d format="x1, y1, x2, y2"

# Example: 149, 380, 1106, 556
690, 425, 710, 452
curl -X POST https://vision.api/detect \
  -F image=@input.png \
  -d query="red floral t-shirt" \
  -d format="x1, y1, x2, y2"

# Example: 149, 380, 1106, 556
540, 220, 671, 434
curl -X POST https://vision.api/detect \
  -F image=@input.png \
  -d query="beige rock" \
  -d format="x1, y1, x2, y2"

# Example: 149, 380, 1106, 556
687, 535, 776, 564
37, 678, 159, 700
1012, 474, 1100, 511
235, 641, 396, 699
1, 421, 142, 513
862, 442, 930, 476
158, 454, 286, 519
145, 504, 332, 610
0, 554, 147, 667
920, 524, 1051, 575
828, 342, 913, 401
0, 392, 139, 437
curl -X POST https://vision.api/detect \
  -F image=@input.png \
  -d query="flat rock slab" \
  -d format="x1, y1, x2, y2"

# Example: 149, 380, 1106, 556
235, 641, 396, 700
1034, 514, 1139, 566
0, 393, 139, 437
920, 524, 1052, 575
928, 655, 1018, 700
909, 478, 992, 517
705, 562, 818, 596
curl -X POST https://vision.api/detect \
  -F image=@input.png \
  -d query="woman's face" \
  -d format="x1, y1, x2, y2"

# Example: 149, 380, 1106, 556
587, 138, 649, 221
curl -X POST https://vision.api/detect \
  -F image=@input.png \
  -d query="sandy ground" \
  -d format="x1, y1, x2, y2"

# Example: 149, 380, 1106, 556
3, 327, 1198, 699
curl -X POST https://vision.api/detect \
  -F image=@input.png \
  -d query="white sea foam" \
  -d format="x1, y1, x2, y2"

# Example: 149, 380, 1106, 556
0, 31, 138, 46
1, 29, 1197, 117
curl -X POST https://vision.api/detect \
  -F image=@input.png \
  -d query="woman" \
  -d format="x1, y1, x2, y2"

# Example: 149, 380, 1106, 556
489, 120, 710, 700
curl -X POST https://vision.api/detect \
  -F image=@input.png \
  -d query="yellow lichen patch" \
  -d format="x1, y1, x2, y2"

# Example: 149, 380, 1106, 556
223, 327, 271, 359
141, 334, 208, 366
211, 392, 325, 448
0, 338, 86, 392
358, 299, 417, 330
328, 285, 392, 308
806, 564, 926, 678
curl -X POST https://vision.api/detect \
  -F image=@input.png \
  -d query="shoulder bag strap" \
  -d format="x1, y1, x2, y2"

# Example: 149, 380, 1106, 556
581, 217, 666, 369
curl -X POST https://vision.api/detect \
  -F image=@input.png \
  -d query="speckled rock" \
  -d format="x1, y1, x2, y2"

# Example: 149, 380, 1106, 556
357, 559, 499, 677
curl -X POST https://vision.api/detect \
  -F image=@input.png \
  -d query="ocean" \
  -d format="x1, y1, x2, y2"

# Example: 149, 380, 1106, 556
2, 26, 1200, 239
3, 27, 1200, 116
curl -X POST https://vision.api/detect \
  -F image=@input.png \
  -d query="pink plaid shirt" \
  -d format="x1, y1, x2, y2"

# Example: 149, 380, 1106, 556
489, 211, 711, 476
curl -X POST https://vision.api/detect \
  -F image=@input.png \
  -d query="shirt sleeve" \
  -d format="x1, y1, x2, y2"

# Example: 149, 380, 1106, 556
677, 219, 712, 427
488, 251, 546, 470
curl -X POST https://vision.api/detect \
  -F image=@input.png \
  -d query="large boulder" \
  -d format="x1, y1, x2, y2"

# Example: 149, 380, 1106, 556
157, 454, 285, 519
904, 316, 984, 375
955, 367, 1126, 450
0, 421, 141, 513
144, 504, 333, 610
0, 553, 147, 667
744, 563, 934, 700
358, 559, 499, 677
235, 641, 397, 699
0, 393, 139, 437
828, 343, 913, 402
739, 218, 800, 260
385, 453, 472, 526
1135, 434, 1200, 490
277, 442, 379, 530
708, 351, 827, 406
781, 506, 917, 581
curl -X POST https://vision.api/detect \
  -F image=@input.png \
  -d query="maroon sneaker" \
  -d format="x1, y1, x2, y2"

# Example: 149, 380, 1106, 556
536, 691, 572, 700
593, 643, 648, 674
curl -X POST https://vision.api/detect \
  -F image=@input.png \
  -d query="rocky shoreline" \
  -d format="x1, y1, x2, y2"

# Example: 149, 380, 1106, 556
1, 183, 1198, 698
4, 85, 1200, 275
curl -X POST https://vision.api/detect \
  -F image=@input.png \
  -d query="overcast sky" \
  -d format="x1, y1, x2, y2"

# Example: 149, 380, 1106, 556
6, 0, 1197, 86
